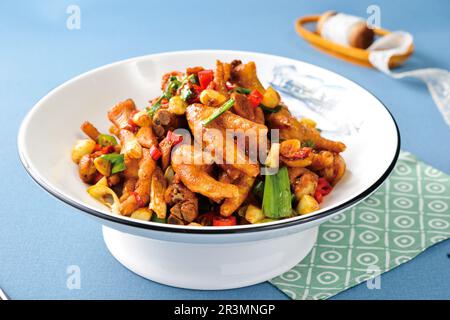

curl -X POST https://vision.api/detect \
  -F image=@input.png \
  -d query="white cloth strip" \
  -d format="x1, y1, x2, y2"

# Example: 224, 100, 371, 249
321, 13, 364, 47
368, 31, 450, 126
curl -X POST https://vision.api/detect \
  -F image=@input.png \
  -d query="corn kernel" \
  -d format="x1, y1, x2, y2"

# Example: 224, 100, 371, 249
199, 89, 227, 107
261, 86, 280, 108
132, 110, 151, 127
93, 157, 111, 176
296, 194, 320, 215
245, 204, 265, 224
168, 96, 188, 115
131, 208, 152, 221
71, 139, 96, 164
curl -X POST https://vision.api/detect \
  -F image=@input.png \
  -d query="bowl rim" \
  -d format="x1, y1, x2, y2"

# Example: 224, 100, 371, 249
17, 49, 401, 235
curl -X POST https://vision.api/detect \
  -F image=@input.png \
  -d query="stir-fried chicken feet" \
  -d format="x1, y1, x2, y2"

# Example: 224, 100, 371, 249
74, 59, 348, 226
267, 107, 346, 153
171, 144, 240, 200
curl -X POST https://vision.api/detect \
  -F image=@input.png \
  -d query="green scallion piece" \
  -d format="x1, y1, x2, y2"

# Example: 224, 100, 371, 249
201, 99, 235, 126
100, 153, 126, 174
262, 167, 292, 219
188, 74, 199, 85
180, 86, 194, 102
97, 134, 117, 147
151, 214, 167, 223
301, 139, 315, 148
260, 104, 282, 113
147, 96, 164, 117
232, 87, 252, 94
147, 78, 181, 117
166, 79, 181, 99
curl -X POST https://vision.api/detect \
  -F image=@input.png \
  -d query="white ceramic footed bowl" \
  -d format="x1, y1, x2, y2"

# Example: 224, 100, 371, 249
18, 50, 399, 289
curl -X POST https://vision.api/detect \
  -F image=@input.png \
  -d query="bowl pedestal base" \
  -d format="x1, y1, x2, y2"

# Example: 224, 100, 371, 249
102, 225, 318, 290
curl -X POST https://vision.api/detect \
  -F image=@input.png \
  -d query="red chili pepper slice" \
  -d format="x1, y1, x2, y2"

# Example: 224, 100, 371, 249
149, 145, 162, 161
314, 190, 324, 204
314, 178, 333, 203
93, 145, 115, 157
198, 70, 214, 90
212, 215, 237, 226
248, 89, 263, 108
126, 110, 139, 132
317, 177, 333, 195
94, 144, 103, 152
193, 83, 203, 95
101, 145, 115, 154
166, 130, 183, 146
127, 118, 138, 130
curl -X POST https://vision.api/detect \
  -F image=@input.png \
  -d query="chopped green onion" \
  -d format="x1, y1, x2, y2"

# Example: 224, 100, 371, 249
166, 79, 181, 99
252, 180, 265, 199
180, 86, 194, 102
232, 87, 251, 94
302, 140, 315, 148
151, 214, 166, 223
188, 74, 199, 85
201, 99, 235, 126
260, 104, 282, 113
100, 153, 126, 174
97, 134, 117, 147
278, 167, 292, 217
262, 174, 277, 218
147, 78, 181, 117
147, 96, 164, 117
262, 167, 292, 219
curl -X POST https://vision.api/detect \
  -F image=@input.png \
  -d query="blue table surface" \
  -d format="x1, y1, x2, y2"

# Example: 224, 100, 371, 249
1, 0, 449, 300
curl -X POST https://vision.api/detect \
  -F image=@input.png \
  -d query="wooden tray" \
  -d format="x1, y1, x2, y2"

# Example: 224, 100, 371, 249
295, 15, 414, 68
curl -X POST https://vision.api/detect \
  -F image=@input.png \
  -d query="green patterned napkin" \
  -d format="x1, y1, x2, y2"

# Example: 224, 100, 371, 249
270, 151, 450, 300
